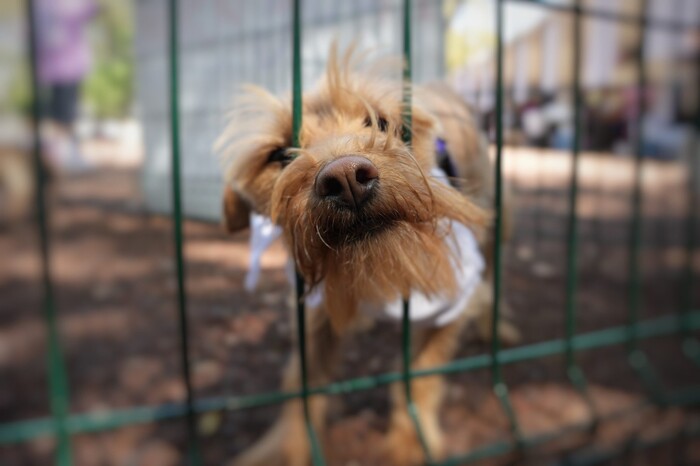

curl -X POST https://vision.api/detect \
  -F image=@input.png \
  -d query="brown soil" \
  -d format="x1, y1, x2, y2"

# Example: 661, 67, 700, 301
1, 152, 699, 465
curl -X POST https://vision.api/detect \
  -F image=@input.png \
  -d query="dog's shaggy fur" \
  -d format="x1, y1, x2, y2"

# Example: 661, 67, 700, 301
216, 47, 517, 466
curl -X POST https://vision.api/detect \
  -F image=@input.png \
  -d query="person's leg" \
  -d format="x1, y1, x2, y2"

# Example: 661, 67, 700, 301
47, 82, 85, 171
384, 315, 469, 466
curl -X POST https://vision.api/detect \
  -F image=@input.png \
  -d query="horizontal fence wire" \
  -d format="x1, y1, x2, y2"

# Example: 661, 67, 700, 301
5, 0, 699, 465
3, 313, 699, 443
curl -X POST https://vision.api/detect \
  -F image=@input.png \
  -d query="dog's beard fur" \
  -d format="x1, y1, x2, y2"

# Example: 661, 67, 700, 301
272, 133, 487, 331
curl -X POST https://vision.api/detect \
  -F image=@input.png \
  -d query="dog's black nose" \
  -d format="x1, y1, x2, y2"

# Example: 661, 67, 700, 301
314, 156, 379, 208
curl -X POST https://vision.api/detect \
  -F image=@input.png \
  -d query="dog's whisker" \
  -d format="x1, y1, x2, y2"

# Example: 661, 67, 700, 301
402, 148, 438, 217
315, 223, 337, 252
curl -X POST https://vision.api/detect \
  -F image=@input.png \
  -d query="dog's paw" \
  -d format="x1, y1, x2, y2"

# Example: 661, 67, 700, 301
227, 444, 286, 466
381, 423, 444, 466
476, 314, 521, 346
227, 417, 310, 466
228, 444, 308, 466
496, 319, 521, 346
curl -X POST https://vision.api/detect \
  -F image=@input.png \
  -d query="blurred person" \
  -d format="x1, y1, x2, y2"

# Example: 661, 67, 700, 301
585, 88, 627, 152
541, 90, 573, 149
36, 0, 99, 172
521, 92, 550, 147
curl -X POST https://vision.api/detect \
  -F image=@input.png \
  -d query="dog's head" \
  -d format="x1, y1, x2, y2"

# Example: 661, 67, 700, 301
218, 49, 488, 330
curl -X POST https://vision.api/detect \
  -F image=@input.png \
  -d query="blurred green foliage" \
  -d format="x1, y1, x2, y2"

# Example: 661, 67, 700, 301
6, 64, 31, 118
83, 0, 134, 120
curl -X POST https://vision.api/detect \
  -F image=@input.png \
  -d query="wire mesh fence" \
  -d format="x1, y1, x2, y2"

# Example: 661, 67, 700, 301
2, 0, 699, 465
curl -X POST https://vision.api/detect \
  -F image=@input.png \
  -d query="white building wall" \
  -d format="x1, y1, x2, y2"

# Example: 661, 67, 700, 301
134, 0, 445, 221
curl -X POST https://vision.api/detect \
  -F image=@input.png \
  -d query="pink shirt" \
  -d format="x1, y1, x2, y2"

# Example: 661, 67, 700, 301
36, 0, 98, 85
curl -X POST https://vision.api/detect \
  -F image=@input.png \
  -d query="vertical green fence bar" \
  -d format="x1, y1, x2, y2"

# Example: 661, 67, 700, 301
401, 0, 412, 144
166, 0, 202, 463
400, 0, 433, 462
25, 1, 74, 464
626, 0, 665, 405
563, 0, 596, 423
492, 0, 522, 447
291, 1, 325, 464
681, 46, 700, 366
401, 0, 413, 411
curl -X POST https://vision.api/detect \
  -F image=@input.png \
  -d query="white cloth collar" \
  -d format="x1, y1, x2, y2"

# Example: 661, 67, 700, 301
244, 212, 283, 292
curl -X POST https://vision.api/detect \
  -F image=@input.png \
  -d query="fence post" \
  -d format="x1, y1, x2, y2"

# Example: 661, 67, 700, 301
492, 0, 523, 448
291, 1, 326, 463
625, 0, 666, 405
24, 0, 73, 464
681, 40, 700, 366
399, 0, 434, 462
564, 0, 597, 426
166, 0, 202, 463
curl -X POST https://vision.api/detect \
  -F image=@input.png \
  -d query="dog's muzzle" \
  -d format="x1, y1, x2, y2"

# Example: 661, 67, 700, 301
314, 155, 378, 209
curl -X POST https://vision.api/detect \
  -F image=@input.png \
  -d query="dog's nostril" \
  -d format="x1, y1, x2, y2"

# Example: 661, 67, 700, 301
315, 156, 378, 208
319, 177, 345, 198
355, 165, 378, 186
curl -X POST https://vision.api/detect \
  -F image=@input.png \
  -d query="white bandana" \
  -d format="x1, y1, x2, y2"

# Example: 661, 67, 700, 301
367, 219, 484, 327
244, 212, 283, 292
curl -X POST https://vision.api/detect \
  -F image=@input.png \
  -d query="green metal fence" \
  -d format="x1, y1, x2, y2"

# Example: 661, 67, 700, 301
3, 0, 700, 464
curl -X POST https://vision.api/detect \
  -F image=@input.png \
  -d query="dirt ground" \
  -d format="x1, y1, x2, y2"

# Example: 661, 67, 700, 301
1, 149, 699, 465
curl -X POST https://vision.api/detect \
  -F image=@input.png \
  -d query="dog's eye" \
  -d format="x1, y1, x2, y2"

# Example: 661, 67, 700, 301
364, 116, 389, 132
267, 148, 293, 167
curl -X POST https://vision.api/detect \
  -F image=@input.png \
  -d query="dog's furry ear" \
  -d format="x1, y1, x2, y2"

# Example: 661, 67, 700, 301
411, 104, 438, 140
222, 187, 250, 233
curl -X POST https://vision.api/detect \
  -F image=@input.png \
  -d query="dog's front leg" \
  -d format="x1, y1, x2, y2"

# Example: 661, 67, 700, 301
384, 313, 471, 466
230, 306, 340, 466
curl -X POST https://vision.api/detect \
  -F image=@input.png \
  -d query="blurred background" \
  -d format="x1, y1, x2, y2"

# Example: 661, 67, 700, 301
1, 0, 699, 465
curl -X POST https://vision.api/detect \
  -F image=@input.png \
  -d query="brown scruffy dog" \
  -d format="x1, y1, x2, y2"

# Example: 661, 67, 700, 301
217, 47, 518, 466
